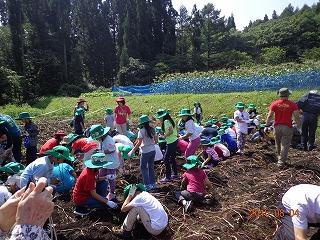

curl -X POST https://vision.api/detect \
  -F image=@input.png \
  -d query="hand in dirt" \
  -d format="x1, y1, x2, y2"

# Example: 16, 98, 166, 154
107, 200, 118, 209
16, 177, 54, 227
128, 185, 137, 196
0, 187, 25, 232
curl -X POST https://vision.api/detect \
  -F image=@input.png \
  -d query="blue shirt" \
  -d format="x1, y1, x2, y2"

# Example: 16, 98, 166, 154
53, 163, 75, 193
220, 134, 237, 151
0, 114, 21, 137
20, 156, 54, 187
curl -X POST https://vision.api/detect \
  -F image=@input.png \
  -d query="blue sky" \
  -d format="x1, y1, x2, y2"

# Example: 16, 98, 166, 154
172, 0, 319, 30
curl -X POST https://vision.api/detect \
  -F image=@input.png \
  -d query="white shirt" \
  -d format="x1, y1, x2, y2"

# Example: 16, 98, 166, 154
185, 120, 202, 141
0, 185, 12, 207
225, 128, 237, 139
282, 184, 320, 229
113, 134, 134, 148
154, 144, 163, 161
234, 110, 250, 134
101, 135, 120, 169
130, 191, 168, 230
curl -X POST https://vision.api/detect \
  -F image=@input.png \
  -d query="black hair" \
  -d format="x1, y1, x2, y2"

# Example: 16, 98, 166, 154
143, 122, 155, 139
161, 113, 175, 132
181, 115, 194, 123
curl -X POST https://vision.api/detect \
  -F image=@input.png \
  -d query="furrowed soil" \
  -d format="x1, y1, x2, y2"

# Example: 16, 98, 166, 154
37, 118, 320, 240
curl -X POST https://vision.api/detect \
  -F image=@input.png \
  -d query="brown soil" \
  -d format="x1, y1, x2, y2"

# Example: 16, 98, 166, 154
37, 119, 320, 240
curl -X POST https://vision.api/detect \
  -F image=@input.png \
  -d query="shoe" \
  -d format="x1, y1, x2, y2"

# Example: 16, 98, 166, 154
112, 226, 133, 240
184, 200, 193, 213
159, 177, 171, 183
276, 160, 286, 168
74, 206, 90, 217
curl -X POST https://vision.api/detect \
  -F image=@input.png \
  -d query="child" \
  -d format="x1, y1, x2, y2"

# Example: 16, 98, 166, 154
201, 120, 218, 140
74, 108, 85, 135
53, 162, 77, 194
175, 155, 212, 212
74, 98, 89, 117
128, 115, 157, 191
178, 108, 202, 158
155, 109, 179, 183
71, 135, 99, 162
247, 103, 257, 119
105, 108, 115, 131
0, 162, 25, 192
16, 112, 39, 165
114, 97, 131, 135
193, 102, 203, 125
199, 139, 221, 169
218, 129, 238, 154
0, 127, 14, 165
39, 130, 66, 155
233, 102, 250, 155
90, 124, 120, 201
212, 137, 230, 159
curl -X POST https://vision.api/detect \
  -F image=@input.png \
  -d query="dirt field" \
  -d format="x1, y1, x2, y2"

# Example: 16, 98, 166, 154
37, 118, 320, 240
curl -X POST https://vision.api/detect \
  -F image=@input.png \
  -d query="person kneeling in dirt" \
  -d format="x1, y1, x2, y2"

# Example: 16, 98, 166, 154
273, 184, 320, 240
175, 155, 212, 213
72, 152, 118, 216
112, 183, 168, 239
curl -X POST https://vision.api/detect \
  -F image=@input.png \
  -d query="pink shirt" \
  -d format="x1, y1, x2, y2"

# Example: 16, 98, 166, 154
114, 105, 131, 124
206, 147, 220, 161
182, 168, 206, 193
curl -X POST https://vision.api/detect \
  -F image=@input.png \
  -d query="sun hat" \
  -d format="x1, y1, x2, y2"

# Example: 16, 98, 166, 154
84, 152, 113, 169
116, 97, 125, 102
0, 162, 25, 175
204, 120, 213, 128
16, 112, 34, 120
248, 103, 256, 109
218, 129, 226, 136
183, 155, 201, 170
235, 102, 245, 109
220, 116, 229, 123
45, 145, 75, 162
158, 136, 167, 144
138, 115, 150, 128
75, 108, 85, 116
105, 108, 113, 114
118, 145, 135, 160
278, 88, 292, 97
178, 108, 193, 117
54, 130, 66, 137
61, 133, 79, 145
201, 138, 214, 146
77, 98, 86, 103
227, 121, 235, 127
155, 109, 168, 119
211, 137, 221, 145
124, 183, 146, 198
126, 130, 137, 141
90, 124, 110, 140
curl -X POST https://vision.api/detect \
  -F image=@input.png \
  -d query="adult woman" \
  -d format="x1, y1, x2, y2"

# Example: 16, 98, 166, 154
155, 109, 179, 183
178, 108, 202, 158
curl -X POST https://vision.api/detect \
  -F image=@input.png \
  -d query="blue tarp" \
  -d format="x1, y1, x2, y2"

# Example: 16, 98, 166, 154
112, 71, 320, 95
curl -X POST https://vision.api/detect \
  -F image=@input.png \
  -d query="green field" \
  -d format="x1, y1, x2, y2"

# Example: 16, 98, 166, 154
1, 89, 313, 122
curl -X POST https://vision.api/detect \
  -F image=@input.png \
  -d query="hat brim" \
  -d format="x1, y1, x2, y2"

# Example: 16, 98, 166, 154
84, 160, 113, 169
183, 163, 198, 170
45, 150, 75, 162
178, 113, 193, 117
0, 166, 15, 174
92, 127, 110, 140
138, 121, 150, 128
211, 140, 221, 144
16, 117, 34, 120
155, 113, 167, 119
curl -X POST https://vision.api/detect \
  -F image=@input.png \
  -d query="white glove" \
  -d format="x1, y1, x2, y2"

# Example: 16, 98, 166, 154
107, 200, 118, 209
201, 162, 205, 168
129, 185, 137, 196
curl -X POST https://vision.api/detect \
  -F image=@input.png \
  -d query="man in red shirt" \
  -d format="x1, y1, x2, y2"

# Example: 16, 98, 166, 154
266, 88, 301, 167
39, 130, 66, 155
72, 152, 118, 216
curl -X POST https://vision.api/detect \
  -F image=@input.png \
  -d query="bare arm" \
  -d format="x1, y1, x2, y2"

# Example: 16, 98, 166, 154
202, 154, 212, 166
293, 227, 307, 240
121, 195, 134, 212
132, 138, 143, 153
265, 110, 274, 126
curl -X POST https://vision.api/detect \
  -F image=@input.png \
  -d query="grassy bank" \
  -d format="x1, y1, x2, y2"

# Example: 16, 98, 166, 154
1, 89, 311, 122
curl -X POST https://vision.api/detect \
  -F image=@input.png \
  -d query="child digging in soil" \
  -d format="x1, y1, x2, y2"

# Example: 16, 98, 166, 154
199, 139, 221, 169
175, 155, 212, 213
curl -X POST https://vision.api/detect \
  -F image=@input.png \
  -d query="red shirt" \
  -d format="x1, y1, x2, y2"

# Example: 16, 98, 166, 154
39, 138, 59, 154
114, 105, 131, 124
72, 168, 98, 205
182, 168, 206, 193
270, 99, 298, 128
214, 146, 224, 158
72, 138, 98, 153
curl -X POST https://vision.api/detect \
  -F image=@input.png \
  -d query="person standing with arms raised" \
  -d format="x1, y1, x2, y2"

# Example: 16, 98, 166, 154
266, 88, 301, 167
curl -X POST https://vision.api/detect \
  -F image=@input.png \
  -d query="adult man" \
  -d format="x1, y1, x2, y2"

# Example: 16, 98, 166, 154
20, 146, 73, 188
274, 184, 320, 240
0, 114, 22, 162
266, 88, 301, 167
296, 90, 320, 151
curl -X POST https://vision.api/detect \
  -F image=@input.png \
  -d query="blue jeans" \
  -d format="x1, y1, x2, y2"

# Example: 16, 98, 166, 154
140, 151, 156, 186
81, 180, 108, 209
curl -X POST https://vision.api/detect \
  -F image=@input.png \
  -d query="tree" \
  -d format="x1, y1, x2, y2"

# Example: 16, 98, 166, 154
0, 0, 8, 25
176, 5, 189, 55
272, 10, 278, 19
226, 14, 236, 30
190, 4, 202, 70
263, 14, 269, 22
260, 46, 286, 65
280, 3, 294, 18
162, 0, 177, 55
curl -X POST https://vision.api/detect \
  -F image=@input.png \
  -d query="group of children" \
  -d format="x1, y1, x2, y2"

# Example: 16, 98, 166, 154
0, 97, 275, 239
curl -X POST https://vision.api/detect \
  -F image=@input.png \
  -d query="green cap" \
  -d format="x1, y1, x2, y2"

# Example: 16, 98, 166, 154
201, 138, 214, 146
61, 133, 79, 145
211, 136, 221, 145
155, 109, 168, 119
235, 102, 245, 109
105, 108, 113, 114
221, 116, 229, 123
183, 155, 201, 170
218, 129, 225, 135
90, 124, 110, 140
155, 126, 163, 134
0, 162, 25, 175
138, 115, 150, 127
118, 145, 135, 160
16, 112, 34, 120
178, 108, 193, 117
84, 152, 113, 169
124, 183, 146, 198
247, 103, 256, 109
45, 145, 75, 162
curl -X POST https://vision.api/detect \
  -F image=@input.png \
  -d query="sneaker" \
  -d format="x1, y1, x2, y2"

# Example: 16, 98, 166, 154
112, 226, 133, 240
184, 200, 193, 213
159, 177, 171, 183
74, 206, 90, 217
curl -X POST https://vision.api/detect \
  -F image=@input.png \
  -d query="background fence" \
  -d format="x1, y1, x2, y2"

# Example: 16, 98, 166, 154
112, 70, 320, 95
